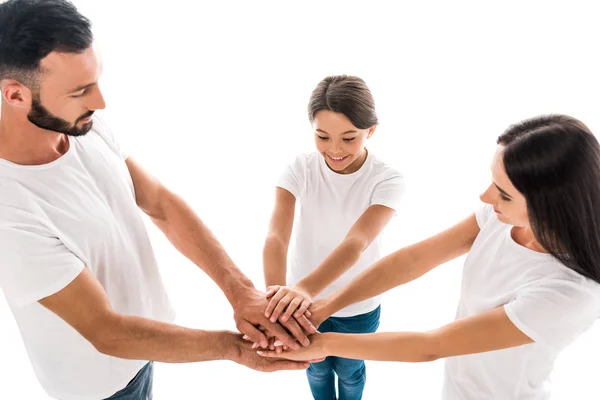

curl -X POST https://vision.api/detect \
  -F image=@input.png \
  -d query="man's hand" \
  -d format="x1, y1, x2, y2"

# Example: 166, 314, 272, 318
233, 287, 314, 349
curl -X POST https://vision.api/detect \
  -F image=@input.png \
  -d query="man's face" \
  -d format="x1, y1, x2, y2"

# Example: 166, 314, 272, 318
28, 46, 105, 136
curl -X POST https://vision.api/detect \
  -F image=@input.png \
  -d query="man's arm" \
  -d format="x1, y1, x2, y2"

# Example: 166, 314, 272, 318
39, 268, 310, 371
124, 157, 307, 348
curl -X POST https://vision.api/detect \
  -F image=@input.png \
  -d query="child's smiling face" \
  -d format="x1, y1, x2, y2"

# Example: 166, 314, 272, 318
312, 110, 375, 174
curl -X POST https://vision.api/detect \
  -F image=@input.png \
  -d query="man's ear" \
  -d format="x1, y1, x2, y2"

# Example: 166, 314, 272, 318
1, 79, 33, 109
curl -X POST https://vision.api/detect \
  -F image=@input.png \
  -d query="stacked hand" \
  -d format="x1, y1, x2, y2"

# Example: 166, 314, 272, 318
238, 285, 329, 358
232, 287, 318, 351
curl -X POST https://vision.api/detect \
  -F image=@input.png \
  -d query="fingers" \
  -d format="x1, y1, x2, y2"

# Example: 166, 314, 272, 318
255, 352, 320, 367
262, 318, 299, 350
264, 288, 288, 318
256, 350, 283, 358
271, 293, 294, 322
294, 299, 311, 320
295, 313, 317, 333
281, 297, 303, 322
281, 317, 309, 347
268, 360, 311, 371
265, 285, 280, 299
305, 310, 312, 318
237, 320, 268, 349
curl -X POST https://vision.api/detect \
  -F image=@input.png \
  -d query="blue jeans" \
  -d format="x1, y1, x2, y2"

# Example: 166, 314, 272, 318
105, 362, 153, 400
307, 306, 381, 400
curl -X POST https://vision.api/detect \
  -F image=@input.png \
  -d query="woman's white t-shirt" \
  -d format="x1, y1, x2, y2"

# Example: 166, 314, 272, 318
277, 151, 405, 317
443, 204, 600, 400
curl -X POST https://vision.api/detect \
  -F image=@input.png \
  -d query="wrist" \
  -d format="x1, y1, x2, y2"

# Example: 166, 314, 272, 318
295, 281, 318, 298
221, 331, 242, 362
227, 276, 255, 308
317, 332, 335, 356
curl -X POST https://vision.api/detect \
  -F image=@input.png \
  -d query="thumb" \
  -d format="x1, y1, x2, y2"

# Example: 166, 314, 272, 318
237, 320, 268, 348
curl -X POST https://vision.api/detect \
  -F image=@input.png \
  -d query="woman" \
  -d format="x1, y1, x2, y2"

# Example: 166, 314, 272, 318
259, 115, 600, 399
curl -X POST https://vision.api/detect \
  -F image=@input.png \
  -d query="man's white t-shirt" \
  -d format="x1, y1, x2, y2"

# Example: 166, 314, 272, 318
277, 151, 405, 317
0, 116, 175, 400
443, 204, 600, 400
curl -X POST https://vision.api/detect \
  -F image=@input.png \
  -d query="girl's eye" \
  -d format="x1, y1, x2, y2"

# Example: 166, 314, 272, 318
317, 135, 328, 140
343, 138, 356, 142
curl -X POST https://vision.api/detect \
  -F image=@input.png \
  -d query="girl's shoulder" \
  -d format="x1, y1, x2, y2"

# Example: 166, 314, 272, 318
368, 153, 405, 182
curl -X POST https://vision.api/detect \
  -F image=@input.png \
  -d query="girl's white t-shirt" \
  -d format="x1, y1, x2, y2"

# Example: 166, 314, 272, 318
443, 204, 600, 400
277, 151, 405, 317
0, 116, 175, 400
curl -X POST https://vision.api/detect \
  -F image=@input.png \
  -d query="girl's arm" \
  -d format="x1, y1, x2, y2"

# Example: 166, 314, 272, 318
262, 188, 315, 336
265, 204, 395, 322
263, 188, 296, 288
259, 306, 532, 362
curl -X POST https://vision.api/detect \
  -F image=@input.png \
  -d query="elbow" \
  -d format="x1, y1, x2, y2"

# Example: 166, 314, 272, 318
87, 315, 125, 358
419, 352, 441, 363
344, 236, 369, 255
264, 234, 287, 253
420, 332, 442, 362
93, 335, 118, 357
93, 339, 114, 356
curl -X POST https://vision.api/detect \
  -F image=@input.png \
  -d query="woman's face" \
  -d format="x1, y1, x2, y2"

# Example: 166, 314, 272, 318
312, 110, 375, 174
480, 145, 531, 228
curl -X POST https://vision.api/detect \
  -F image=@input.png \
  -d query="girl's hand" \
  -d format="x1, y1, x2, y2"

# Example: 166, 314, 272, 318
265, 285, 313, 325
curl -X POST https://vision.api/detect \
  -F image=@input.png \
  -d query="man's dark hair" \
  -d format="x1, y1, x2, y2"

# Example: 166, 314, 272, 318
0, 0, 93, 88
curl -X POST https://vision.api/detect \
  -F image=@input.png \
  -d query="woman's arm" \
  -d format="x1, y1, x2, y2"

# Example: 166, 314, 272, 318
260, 306, 532, 362
313, 214, 480, 324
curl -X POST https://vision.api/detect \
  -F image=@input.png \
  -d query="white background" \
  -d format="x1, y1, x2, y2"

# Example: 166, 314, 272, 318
1, 0, 600, 398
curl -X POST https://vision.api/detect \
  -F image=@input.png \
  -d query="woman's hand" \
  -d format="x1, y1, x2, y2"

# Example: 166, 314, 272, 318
257, 333, 328, 362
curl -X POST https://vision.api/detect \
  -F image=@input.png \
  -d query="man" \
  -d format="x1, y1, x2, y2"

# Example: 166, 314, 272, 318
0, 0, 316, 399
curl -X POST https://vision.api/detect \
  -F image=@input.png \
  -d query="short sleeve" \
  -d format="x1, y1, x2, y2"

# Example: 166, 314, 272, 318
276, 155, 307, 199
0, 210, 84, 307
475, 204, 495, 228
504, 278, 600, 351
91, 114, 128, 160
370, 173, 406, 211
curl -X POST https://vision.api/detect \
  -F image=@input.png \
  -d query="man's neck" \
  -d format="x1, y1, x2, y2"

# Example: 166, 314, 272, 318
0, 107, 68, 166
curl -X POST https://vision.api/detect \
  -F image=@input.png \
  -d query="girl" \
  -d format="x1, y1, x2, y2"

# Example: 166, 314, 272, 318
261, 75, 405, 400
259, 114, 600, 400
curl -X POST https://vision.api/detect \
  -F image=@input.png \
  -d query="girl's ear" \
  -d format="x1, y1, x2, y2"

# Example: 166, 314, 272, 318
367, 125, 377, 139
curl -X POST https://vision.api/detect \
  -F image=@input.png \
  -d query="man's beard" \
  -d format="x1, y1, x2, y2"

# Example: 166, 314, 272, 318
28, 95, 94, 137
